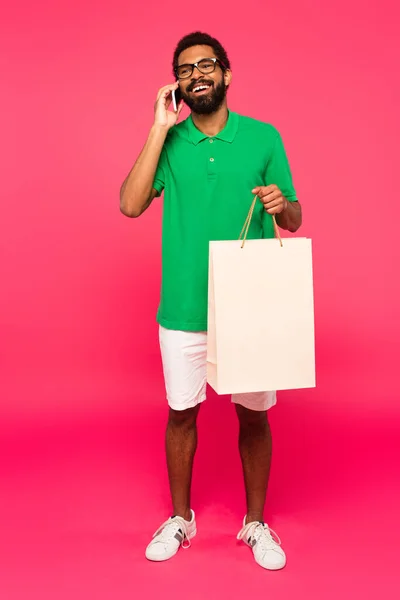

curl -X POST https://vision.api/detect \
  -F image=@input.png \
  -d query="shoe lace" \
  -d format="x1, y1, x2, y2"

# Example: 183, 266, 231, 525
153, 515, 192, 550
237, 521, 281, 554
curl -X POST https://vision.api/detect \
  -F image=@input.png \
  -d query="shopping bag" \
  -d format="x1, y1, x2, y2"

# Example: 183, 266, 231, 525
207, 196, 315, 394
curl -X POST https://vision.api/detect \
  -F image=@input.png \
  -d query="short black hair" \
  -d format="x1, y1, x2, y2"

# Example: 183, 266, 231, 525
172, 31, 231, 75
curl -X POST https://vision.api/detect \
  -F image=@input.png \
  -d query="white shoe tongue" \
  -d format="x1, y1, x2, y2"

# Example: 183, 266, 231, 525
160, 522, 179, 537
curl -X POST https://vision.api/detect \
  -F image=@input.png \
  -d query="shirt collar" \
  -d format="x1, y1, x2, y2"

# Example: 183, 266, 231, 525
186, 111, 239, 145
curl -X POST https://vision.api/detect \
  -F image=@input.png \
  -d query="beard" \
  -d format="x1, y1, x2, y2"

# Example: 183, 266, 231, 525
182, 78, 228, 115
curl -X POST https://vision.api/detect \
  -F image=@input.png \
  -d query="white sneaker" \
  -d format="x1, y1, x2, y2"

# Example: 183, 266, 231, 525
145, 510, 197, 562
237, 517, 286, 570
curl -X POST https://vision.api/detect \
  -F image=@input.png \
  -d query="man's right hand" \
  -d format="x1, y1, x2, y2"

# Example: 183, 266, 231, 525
154, 83, 184, 130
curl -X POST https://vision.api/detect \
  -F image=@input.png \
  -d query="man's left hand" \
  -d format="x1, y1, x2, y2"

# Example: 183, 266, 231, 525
252, 185, 288, 215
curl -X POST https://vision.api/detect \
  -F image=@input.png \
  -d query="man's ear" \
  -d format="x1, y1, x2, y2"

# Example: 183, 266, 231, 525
224, 69, 232, 87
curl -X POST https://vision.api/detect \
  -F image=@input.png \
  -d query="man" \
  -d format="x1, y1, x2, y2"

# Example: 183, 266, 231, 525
120, 31, 302, 571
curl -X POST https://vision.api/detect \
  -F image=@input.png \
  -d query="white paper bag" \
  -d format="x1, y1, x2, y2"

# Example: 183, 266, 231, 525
207, 225, 316, 394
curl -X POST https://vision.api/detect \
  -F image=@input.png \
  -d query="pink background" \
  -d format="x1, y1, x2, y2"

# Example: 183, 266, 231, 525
1, 0, 399, 598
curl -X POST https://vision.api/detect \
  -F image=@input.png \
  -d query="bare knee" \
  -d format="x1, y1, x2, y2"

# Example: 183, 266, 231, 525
235, 404, 268, 428
168, 405, 200, 429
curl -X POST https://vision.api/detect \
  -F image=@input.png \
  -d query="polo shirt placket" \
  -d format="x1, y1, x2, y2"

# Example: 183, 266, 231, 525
207, 138, 217, 181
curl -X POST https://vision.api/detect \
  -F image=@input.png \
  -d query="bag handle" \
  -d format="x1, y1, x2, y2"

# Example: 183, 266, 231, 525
238, 195, 283, 249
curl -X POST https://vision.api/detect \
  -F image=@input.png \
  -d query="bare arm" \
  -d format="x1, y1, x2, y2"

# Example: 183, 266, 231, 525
275, 200, 302, 232
120, 125, 168, 218
120, 83, 183, 218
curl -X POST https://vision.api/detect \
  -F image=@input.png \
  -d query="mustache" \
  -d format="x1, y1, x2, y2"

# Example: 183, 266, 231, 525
187, 80, 214, 92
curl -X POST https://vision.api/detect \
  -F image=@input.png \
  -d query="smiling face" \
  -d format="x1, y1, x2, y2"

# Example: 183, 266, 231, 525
177, 45, 232, 115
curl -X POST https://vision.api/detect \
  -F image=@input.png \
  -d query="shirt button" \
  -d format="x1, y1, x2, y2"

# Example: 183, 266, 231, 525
209, 139, 214, 144
210, 157, 215, 162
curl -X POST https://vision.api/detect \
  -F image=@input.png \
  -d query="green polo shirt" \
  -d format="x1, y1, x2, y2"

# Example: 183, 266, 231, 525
153, 111, 298, 332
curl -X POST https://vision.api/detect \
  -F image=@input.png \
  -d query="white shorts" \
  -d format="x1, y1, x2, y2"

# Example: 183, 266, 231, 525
159, 326, 277, 412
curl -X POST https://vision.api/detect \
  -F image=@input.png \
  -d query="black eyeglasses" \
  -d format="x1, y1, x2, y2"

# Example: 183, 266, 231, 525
175, 58, 226, 80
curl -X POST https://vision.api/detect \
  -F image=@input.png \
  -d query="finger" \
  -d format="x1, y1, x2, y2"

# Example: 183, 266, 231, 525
159, 82, 179, 94
265, 205, 284, 214
263, 195, 282, 205
161, 90, 176, 111
159, 88, 175, 103
259, 190, 282, 204
252, 186, 270, 198
156, 83, 179, 101
252, 184, 277, 196
265, 201, 286, 214
256, 187, 271, 199
263, 198, 283, 209
254, 187, 279, 200
251, 186, 262, 195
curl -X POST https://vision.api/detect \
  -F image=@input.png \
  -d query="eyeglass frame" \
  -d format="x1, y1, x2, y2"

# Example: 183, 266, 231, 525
174, 57, 227, 80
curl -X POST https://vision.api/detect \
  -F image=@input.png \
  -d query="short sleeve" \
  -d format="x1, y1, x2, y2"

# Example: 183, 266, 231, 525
153, 146, 168, 197
265, 132, 298, 202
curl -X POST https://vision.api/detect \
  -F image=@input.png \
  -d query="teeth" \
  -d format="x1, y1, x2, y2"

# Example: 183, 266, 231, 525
193, 85, 210, 92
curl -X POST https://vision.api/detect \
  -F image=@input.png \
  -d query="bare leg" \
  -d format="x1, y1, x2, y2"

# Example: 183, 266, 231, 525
166, 405, 201, 521
235, 405, 272, 524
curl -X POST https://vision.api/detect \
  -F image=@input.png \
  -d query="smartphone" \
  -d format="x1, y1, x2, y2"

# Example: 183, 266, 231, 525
171, 86, 182, 112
